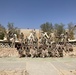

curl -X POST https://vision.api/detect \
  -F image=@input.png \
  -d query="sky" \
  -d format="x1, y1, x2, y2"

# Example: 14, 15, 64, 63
0, 0, 76, 29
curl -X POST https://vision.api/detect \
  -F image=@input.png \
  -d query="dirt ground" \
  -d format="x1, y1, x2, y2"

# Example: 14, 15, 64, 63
0, 47, 76, 75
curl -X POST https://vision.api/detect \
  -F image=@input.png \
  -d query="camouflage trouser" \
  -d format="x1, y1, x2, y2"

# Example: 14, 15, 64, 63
42, 50, 49, 57
24, 47, 30, 57
49, 48, 59, 57
65, 45, 73, 53
48, 50, 54, 57
11, 42, 15, 48
30, 49, 37, 57
58, 49, 63, 57
18, 49, 24, 57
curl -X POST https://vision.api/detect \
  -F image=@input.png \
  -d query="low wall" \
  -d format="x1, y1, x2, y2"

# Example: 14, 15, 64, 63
0, 48, 19, 57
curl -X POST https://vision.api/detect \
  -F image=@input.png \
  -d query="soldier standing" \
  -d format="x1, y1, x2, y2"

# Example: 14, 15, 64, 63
42, 36, 46, 45
25, 36, 28, 45
64, 32, 69, 52
33, 29, 36, 37
20, 32, 24, 45
64, 32, 69, 44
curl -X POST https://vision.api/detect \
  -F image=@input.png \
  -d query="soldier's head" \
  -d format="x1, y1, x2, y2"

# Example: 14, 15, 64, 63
48, 45, 51, 48
39, 37, 41, 39
65, 31, 68, 35
30, 46, 33, 49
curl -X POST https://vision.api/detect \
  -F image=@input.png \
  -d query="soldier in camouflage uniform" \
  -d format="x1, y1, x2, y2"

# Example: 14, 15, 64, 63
64, 32, 69, 45
64, 32, 72, 53
47, 45, 53, 57
65, 43, 73, 53
42, 36, 46, 45
30, 46, 35, 58
12, 34, 17, 48
56, 43, 63, 57
33, 29, 36, 37
16, 32, 25, 57
25, 46, 30, 57
25, 36, 28, 45
20, 32, 24, 46
33, 36, 38, 48
41, 47, 49, 58
49, 42, 58, 57
16, 43, 24, 58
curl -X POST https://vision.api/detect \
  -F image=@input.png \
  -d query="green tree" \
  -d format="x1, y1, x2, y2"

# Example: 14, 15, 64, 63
54, 23, 65, 37
54, 23, 65, 42
68, 22, 74, 40
7, 23, 20, 38
0, 24, 6, 39
40, 22, 53, 35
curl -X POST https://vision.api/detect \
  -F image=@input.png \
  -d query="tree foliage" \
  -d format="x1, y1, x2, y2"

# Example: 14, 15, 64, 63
0, 24, 6, 39
7, 23, 20, 38
40, 22, 53, 35
54, 23, 65, 37
68, 22, 74, 40
40, 22, 66, 42
53, 23, 65, 42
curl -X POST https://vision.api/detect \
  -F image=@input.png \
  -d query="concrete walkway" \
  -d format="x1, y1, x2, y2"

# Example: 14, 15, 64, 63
0, 57, 76, 75
26, 60, 61, 75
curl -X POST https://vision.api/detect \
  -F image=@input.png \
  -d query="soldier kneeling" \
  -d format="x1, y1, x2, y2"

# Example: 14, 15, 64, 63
41, 47, 49, 58
16, 43, 25, 58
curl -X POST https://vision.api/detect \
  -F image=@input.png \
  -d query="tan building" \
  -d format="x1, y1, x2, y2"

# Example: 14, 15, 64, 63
20, 29, 40, 39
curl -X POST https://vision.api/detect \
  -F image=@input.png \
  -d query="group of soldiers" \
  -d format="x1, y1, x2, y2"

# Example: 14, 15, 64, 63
13, 30, 73, 58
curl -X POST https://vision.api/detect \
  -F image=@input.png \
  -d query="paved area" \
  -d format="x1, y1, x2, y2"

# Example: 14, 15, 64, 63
0, 57, 76, 75
26, 59, 60, 75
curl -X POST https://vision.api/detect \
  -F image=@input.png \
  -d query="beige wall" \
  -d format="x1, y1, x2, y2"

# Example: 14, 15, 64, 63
20, 29, 40, 39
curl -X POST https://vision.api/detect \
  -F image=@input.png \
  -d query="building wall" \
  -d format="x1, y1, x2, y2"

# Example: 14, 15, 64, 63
20, 29, 40, 39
